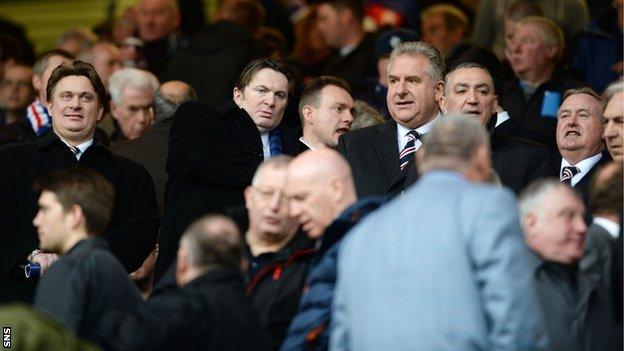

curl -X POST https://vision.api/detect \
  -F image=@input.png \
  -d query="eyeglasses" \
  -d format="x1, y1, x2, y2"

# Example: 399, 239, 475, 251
253, 186, 288, 204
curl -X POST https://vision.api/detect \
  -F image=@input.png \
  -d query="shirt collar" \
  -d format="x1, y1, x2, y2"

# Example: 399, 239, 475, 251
593, 217, 621, 239
561, 152, 603, 175
495, 111, 510, 127
299, 137, 316, 151
396, 112, 442, 140
260, 132, 270, 159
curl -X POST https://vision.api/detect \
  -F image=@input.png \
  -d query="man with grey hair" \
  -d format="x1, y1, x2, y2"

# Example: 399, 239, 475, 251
337, 41, 445, 198
440, 61, 554, 193
503, 16, 584, 150
602, 82, 623, 162
519, 179, 620, 351
108, 67, 160, 143
555, 87, 609, 206
113, 80, 196, 213
331, 115, 548, 351
95, 214, 270, 350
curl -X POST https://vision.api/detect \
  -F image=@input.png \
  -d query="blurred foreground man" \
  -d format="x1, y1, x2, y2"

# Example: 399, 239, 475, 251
331, 116, 548, 351
520, 180, 621, 351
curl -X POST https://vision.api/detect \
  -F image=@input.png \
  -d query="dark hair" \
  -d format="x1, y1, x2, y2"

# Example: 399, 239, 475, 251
447, 46, 505, 103
46, 60, 107, 107
34, 167, 115, 236
589, 164, 623, 216
299, 75, 351, 114
235, 58, 294, 97
316, 0, 365, 22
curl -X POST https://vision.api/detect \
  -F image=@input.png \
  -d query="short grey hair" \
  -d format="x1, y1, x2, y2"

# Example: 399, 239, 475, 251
603, 81, 624, 101
518, 179, 575, 219
419, 115, 489, 173
251, 155, 293, 187
108, 68, 160, 105
389, 41, 445, 83
180, 214, 242, 271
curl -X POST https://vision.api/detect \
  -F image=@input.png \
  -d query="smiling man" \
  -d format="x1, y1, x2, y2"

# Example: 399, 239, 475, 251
440, 62, 554, 193
337, 41, 444, 198
556, 88, 609, 206
0, 60, 159, 304
299, 76, 354, 151
156, 58, 301, 282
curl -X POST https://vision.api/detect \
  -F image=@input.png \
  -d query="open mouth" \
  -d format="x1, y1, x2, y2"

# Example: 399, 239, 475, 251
463, 110, 481, 116
336, 127, 350, 134
565, 130, 581, 136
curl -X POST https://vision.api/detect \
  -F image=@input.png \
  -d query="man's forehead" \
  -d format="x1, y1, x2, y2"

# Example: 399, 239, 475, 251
561, 94, 601, 112
389, 54, 431, 73
449, 68, 493, 87
56, 75, 96, 92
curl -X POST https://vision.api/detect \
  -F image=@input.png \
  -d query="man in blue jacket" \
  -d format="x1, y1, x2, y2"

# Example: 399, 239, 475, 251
280, 149, 384, 350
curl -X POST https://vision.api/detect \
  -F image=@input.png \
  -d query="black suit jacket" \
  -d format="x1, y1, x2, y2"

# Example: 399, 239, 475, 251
0, 132, 160, 303
95, 268, 270, 351
337, 120, 412, 198
491, 129, 556, 194
156, 101, 300, 282
113, 118, 172, 214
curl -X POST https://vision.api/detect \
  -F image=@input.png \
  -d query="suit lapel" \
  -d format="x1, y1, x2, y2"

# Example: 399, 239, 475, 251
370, 120, 400, 181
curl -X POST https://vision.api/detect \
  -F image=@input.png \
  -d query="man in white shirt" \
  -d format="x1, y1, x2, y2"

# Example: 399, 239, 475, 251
298, 76, 354, 151
555, 87, 609, 206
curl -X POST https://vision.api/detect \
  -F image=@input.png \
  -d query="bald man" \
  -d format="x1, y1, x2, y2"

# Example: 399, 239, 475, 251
113, 80, 197, 213
280, 149, 384, 351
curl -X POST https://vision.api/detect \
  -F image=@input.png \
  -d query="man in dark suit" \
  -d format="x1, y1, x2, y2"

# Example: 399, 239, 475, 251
555, 88, 610, 206
0, 61, 160, 303
440, 62, 554, 193
316, 0, 376, 96
156, 58, 300, 282
337, 41, 444, 198
95, 215, 270, 351
113, 80, 197, 214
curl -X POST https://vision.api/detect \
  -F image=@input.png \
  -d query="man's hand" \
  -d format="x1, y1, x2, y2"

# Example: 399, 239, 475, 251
32, 253, 59, 275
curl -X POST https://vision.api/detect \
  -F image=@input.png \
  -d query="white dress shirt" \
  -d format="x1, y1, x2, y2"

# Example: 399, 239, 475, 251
560, 153, 603, 187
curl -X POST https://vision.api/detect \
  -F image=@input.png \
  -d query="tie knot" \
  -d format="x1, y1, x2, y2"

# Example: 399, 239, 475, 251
561, 166, 580, 183
406, 130, 420, 141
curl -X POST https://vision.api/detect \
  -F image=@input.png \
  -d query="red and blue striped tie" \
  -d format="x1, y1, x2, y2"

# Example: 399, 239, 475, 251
399, 130, 420, 171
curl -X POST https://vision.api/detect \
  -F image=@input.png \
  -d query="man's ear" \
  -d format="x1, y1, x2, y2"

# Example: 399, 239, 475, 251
329, 176, 345, 204
244, 186, 253, 210
97, 106, 104, 122
523, 213, 538, 238
302, 105, 315, 124
545, 45, 559, 60
439, 94, 448, 114
33, 75, 42, 93
67, 204, 84, 230
434, 81, 444, 104
110, 100, 119, 120
233, 87, 243, 106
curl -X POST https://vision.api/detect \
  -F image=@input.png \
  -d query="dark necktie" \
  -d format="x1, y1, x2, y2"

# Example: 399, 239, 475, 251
68, 145, 81, 159
560, 166, 580, 184
399, 130, 420, 171
268, 129, 283, 157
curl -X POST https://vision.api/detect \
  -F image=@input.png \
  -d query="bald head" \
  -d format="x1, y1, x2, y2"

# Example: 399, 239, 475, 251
285, 150, 357, 239
176, 214, 242, 286
153, 80, 197, 121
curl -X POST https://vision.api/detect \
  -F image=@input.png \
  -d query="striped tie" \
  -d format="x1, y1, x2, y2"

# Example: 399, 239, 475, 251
560, 166, 580, 184
399, 130, 420, 171
68, 145, 81, 160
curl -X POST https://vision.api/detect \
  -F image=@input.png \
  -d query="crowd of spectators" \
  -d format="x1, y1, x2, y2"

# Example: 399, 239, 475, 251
0, 0, 622, 350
